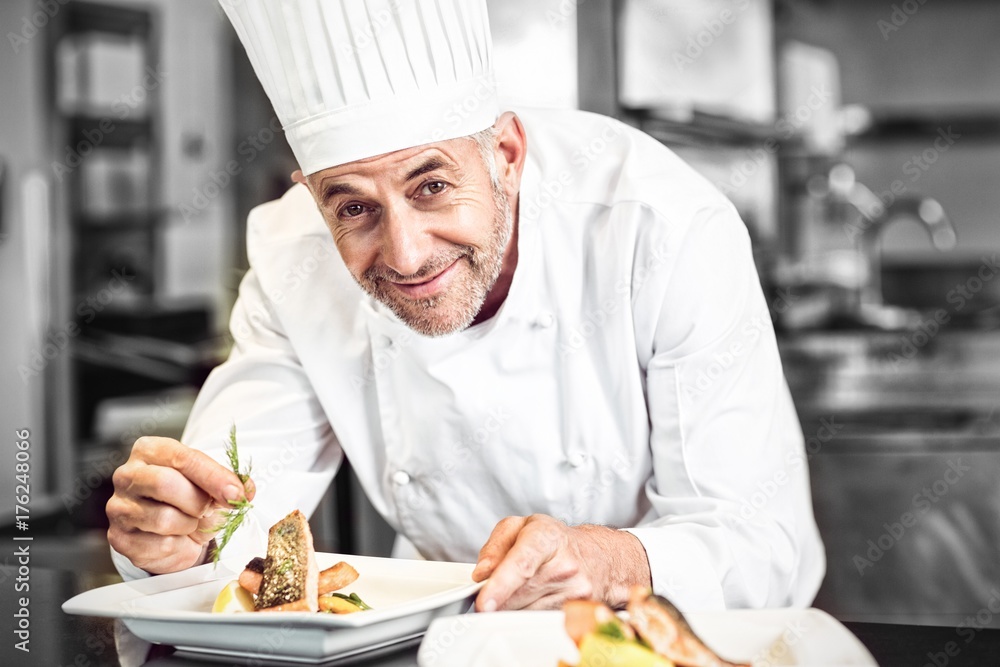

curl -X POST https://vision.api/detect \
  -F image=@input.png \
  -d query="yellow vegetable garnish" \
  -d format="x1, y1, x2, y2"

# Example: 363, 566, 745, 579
578, 633, 673, 667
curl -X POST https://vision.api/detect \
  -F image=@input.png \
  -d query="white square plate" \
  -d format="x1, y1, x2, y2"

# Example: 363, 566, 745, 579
417, 608, 878, 666
62, 552, 483, 664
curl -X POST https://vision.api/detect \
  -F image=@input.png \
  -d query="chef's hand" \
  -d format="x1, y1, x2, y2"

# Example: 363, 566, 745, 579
472, 514, 651, 611
106, 436, 255, 574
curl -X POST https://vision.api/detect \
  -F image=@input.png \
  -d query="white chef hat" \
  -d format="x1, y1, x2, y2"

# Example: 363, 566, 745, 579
220, 0, 499, 175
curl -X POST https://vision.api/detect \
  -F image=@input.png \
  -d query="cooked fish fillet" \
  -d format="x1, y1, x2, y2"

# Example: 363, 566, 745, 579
255, 510, 318, 612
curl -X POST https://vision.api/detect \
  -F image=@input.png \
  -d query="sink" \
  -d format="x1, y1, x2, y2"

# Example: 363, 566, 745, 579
767, 259, 1000, 333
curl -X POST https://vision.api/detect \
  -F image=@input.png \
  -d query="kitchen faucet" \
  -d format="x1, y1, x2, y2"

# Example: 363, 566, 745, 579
824, 163, 957, 328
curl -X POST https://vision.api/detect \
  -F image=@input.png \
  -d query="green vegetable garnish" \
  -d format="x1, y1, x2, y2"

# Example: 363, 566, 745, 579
205, 424, 253, 565
330, 592, 373, 610
595, 620, 629, 641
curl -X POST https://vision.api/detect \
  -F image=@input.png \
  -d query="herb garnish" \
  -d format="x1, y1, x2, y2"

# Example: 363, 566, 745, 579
207, 424, 253, 565
595, 620, 629, 641
330, 592, 373, 610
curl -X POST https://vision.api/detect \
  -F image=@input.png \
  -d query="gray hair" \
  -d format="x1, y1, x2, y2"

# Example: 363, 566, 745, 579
469, 125, 499, 186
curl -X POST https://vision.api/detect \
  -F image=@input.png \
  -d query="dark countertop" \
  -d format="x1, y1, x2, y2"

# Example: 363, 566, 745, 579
6, 565, 1000, 666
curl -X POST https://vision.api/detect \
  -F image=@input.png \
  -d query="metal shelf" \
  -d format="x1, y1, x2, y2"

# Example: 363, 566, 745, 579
65, 2, 153, 38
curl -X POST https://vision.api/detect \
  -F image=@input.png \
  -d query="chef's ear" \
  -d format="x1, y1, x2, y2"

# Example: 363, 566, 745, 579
291, 169, 307, 185
492, 112, 527, 200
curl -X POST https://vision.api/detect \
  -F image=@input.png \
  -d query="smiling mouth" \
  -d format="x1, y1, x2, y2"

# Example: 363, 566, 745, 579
390, 260, 461, 299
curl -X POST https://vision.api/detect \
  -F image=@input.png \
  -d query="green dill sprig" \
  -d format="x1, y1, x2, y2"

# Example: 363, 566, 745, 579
207, 424, 253, 565
225, 423, 252, 484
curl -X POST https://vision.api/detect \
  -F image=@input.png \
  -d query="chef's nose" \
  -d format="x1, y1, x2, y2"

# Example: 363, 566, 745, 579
379, 205, 432, 278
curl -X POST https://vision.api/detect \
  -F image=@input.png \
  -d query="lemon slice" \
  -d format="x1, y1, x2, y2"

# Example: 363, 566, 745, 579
212, 580, 256, 613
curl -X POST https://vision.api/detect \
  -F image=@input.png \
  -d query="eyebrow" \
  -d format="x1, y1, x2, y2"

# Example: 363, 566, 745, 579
320, 156, 454, 208
405, 156, 452, 182
320, 182, 363, 208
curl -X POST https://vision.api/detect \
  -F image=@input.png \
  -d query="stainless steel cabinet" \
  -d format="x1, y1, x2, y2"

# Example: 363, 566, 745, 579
784, 331, 1000, 625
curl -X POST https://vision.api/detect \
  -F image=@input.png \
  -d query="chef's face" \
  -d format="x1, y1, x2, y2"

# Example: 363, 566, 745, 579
300, 114, 525, 337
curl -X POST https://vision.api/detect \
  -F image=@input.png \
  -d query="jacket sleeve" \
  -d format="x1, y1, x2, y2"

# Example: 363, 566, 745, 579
624, 203, 825, 611
111, 268, 342, 581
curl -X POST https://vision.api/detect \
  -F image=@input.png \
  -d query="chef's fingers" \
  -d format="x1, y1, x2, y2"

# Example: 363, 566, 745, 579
476, 517, 561, 611
473, 515, 527, 582
193, 507, 233, 543
106, 527, 209, 574
129, 436, 251, 505
502, 558, 596, 610
119, 464, 217, 519
515, 592, 573, 611
107, 494, 200, 537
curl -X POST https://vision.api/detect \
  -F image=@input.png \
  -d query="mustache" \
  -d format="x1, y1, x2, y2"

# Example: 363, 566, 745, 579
363, 246, 474, 284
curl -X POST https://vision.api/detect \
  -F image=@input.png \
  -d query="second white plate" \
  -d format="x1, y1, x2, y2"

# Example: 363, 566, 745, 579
417, 607, 878, 667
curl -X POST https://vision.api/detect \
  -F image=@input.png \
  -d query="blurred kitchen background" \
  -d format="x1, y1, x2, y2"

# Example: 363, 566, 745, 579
2, 0, 999, 628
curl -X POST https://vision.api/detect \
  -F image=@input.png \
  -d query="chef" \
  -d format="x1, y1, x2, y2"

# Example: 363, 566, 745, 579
107, 0, 825, 612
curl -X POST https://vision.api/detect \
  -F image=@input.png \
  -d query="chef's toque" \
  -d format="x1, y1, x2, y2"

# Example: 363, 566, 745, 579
219, 0, 499, 175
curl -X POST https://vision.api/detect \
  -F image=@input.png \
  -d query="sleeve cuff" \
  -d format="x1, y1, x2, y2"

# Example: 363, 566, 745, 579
623, 526, 727, 611
109, 544, 153, 582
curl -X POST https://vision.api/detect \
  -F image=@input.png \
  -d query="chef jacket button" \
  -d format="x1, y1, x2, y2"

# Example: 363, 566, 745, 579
378, 335, 394, 349
568, 452, 588, 468
392, 470, 411, 486
536, 312, 555, 329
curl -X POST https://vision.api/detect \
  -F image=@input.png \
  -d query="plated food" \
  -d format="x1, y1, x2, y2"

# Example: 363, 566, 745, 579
211, 509, 371, 614
561, 587, 749, 667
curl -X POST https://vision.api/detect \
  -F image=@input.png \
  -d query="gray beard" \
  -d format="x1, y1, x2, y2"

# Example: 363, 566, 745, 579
356, 190, 514, 337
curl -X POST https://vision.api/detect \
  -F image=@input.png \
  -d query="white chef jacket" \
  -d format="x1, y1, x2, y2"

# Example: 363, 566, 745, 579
113, 108, 825, 610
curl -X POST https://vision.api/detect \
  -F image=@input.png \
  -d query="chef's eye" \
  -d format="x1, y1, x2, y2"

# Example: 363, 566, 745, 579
420, 181, 447, 196
340, 203, 367, 218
